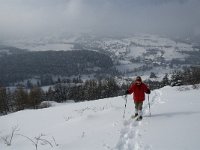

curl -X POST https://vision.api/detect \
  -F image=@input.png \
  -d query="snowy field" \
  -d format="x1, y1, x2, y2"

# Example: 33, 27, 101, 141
26, 43, 74, 51
1, 85, 200, 150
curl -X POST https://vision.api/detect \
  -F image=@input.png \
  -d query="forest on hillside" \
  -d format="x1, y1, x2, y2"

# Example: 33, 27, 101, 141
0, 50, 118, 86
1, 66, 200, 115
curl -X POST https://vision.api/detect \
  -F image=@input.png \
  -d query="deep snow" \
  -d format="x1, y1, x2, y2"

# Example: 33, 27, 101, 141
1, 85, 200, 150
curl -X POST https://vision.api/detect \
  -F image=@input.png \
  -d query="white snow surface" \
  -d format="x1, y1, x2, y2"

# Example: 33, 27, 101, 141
1, 85, 200, 150
78, 34, 196, 61
2, 36, 76, 51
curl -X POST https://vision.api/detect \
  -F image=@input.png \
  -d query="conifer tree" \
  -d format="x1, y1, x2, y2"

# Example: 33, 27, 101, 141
0, 87, 9, 114
14, 87, 28, 111
29, 87, 43, 109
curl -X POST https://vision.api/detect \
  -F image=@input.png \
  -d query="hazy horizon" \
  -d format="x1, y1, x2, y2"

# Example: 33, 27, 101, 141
0, 0, 200, 40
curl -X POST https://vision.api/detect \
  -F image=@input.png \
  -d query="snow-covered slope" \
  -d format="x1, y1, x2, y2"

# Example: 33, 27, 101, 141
116, 85, 200, 150
2, 36, 76, 51
76, 34, 199, 76
1, 85, 200, 150
77, 34, 195, 60
2, 34, 198, 77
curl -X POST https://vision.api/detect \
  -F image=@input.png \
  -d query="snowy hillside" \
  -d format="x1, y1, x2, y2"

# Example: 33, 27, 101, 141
1, 36, 76, 51
1, 34, 199, 77
1, 85, 200, 150
78, 34, 194, 61
77, 34, 199, 75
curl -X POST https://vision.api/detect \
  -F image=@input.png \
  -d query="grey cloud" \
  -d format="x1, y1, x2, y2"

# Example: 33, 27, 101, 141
0, 0, 199, 40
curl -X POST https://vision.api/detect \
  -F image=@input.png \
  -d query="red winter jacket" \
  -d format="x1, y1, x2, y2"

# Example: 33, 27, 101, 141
127, 82, 150, 102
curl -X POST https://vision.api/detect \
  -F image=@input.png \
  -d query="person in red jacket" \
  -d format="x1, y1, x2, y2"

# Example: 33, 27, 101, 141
126, 76, 150, 120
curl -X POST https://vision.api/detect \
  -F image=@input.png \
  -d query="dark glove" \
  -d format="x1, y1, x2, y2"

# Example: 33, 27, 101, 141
125, 90, 130, 95
146, 89, 151, 94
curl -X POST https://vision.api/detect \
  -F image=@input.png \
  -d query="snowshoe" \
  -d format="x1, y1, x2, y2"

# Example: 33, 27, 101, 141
131, 113, 138, 119
136, 116, 143, 121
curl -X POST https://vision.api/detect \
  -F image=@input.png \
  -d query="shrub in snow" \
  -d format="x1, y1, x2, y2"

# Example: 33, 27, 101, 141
38, 101, 59, 108
1, 126, 19, 146
38, 101, 52, 108
192, 84, 200, 89
18, 133, 53, 150
177, 86, 191, 91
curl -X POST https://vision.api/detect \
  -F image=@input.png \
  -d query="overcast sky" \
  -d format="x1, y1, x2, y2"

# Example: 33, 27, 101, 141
0, 0, 200, 39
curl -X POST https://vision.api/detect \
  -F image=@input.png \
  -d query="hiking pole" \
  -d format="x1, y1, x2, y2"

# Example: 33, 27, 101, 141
147, 94, 151, 117
123, 95, 128, 119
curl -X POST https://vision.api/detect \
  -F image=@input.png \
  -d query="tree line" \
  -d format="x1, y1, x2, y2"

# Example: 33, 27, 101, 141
0, 86, 44, 115
146, 66, 200, 89
0, 78, 125, 115
1, 67, 200, 115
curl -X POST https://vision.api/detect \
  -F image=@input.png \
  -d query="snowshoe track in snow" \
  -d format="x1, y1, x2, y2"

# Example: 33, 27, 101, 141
115, 90, 161, 150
